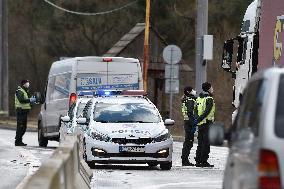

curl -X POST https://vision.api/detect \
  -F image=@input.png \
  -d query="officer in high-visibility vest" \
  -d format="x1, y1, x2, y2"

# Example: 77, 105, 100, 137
181, 86, 197, 166
195, 82, 215, 167
15, 80, 36, 146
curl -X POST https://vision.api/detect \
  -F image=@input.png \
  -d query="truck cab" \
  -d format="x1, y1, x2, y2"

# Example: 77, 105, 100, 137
221, 0, 259, 108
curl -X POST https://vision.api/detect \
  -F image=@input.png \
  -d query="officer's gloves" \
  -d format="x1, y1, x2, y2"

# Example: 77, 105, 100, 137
29, 96, 37, 103
191, 119, 198, 133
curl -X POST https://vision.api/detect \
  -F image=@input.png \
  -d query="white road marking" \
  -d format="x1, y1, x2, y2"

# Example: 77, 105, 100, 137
139, 180, 222, 189
0, 138, 41, 189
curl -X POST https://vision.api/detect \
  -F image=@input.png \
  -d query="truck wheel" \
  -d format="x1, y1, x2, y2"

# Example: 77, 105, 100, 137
160, 161, 172, 170
38, 121, 48, 147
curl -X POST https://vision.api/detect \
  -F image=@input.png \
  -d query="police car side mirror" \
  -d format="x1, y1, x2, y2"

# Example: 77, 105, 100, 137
164, 119, 175, 126
61, 116, 71, 123
209, 123, 225, 146
77, 117, 87, 125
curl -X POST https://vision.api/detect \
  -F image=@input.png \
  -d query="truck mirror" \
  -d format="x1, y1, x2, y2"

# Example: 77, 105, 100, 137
209, 123, 225, 146
221, 40, 234, 72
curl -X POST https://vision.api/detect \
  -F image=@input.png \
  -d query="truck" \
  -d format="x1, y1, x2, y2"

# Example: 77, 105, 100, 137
38, 56, 143, 147
221, 0, 284, 110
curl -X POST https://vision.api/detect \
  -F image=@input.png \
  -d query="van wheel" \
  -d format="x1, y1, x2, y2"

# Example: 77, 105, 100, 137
38, 122, 48, 147
160, 161, 172, 170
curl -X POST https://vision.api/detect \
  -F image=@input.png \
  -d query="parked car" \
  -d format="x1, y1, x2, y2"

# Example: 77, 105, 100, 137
210, 68, 284, 189
38, 56, 143, 147
75, 90, 175, 170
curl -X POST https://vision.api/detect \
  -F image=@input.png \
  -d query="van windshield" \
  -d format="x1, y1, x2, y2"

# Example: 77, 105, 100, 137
275, 74, 284, 138
93, 102, 160, 123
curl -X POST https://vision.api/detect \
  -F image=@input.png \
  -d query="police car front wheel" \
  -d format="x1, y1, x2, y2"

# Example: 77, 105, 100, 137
160, 161, 172, 170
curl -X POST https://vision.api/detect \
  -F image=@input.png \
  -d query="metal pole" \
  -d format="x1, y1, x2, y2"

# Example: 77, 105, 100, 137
195, 0, 208, 95
143, 0, 151, 92
169, 47, 173, 118
0, 0, 8, 116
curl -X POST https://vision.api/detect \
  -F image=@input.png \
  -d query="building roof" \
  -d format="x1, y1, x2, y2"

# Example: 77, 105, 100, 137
103, 23, 192, 72
103, 23, 167, 57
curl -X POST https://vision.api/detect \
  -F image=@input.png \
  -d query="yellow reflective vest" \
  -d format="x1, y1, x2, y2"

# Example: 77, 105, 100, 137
196, 96, 215, 125
181, 97, 196, 121
15, 87, 31, 110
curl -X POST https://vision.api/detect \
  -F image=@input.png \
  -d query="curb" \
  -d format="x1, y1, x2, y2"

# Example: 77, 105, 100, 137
0, 124, 37, 132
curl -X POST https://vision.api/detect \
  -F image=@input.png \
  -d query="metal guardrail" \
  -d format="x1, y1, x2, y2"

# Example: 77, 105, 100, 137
22, 133, 93, 189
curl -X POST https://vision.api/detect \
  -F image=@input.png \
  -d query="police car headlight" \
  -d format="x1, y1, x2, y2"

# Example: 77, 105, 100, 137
153, 130, 170, 142
90, 131, 111, 142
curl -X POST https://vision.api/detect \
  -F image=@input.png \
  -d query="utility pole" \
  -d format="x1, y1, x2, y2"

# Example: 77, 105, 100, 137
0, 0, 8, 116
195, 0, 208, 94
143, 0, 150, 91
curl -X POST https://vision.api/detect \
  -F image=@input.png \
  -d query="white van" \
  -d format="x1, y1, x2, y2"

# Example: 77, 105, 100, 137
38, 56, 143, 147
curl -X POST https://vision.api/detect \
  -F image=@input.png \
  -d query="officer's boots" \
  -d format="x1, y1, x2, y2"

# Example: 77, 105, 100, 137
182, 158, 195, 166
15, 140, 27, 146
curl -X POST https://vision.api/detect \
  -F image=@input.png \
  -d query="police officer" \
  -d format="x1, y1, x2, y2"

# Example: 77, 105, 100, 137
181, 86, 197, 166
195, 82, 215, 167
15, 80, 36, 146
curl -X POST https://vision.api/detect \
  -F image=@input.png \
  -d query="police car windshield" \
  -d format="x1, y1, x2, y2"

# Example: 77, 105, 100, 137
93, 102, 160, 123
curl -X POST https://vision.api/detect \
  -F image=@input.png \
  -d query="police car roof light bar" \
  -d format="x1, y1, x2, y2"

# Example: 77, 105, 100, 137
78, 91, 94, 98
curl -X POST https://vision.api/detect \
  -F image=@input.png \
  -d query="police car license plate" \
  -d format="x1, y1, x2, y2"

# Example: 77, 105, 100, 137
119, 146, 145, 153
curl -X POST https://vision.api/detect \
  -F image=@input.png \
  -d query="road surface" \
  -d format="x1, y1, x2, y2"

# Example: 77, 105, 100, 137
91, 142, 228, 189
0, 128, 58, 189
0, 128, 228, 189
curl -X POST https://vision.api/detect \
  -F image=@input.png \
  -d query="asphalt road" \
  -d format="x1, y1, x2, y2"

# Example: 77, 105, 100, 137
91, 142, 229, 189
0, 128, 58, 189
0, 128, 229, 189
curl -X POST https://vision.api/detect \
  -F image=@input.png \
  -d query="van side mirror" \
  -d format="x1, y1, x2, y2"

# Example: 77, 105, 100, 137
77, 117, 87, 125
34, 91, 45, 104
209, 123, 225, 146
61, 116, 71, 122
164, 119, 175, 126
221, 39, 234, 72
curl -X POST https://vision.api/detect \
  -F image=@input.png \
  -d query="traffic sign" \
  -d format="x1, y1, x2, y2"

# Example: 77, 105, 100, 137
165, 65, 179, 79
165, 79, 179, 94
163, 45, 182, 64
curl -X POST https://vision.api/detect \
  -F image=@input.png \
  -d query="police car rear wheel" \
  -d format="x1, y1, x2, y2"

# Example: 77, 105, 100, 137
160, 161, 172, 170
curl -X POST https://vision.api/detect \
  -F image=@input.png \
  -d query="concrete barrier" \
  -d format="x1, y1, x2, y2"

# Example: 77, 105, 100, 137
22, 134, 93, 189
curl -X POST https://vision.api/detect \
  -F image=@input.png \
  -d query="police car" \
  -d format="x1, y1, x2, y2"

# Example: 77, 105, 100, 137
60, 92, 93, 138
76, 90, 175, 170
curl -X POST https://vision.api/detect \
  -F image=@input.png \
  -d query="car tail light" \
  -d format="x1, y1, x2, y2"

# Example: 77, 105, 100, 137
103, 58, 112, 62
69, 93, 77, 106
258, 149, 281, 189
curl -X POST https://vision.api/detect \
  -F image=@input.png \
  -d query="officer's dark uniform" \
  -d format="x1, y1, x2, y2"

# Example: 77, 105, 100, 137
15, 83, 32, 146
195, 83, 215, 167
181, 91, 196, 166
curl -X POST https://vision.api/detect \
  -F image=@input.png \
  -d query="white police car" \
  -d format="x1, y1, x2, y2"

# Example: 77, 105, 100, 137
76, 90, 175, 170
60, 92, 93, 138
